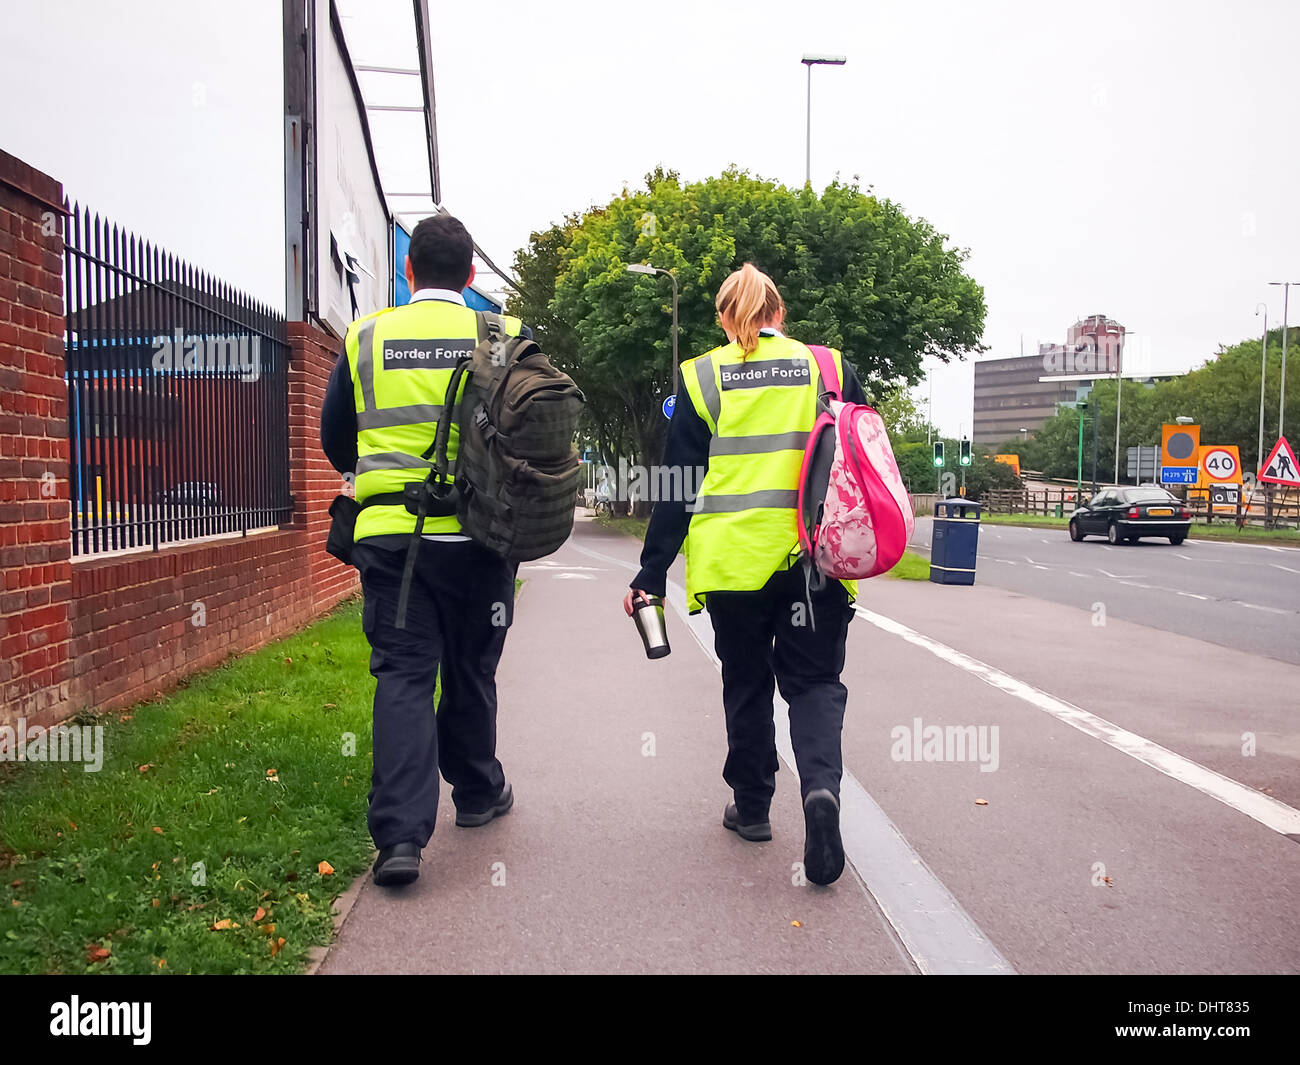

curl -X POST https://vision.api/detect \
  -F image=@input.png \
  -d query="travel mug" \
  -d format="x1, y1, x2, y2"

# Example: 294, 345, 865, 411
631, 593, 671, 659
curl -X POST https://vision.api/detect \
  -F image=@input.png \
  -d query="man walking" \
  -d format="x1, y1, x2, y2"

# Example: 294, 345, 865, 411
321, 214, 523, 886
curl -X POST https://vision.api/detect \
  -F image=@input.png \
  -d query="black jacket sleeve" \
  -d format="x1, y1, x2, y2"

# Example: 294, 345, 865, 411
320, 346, 358, 476
840, 358, 869, 406
631, 377, 710, 596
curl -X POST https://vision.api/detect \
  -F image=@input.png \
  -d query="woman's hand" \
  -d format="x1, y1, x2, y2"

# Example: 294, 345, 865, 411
623, 589, 650, 617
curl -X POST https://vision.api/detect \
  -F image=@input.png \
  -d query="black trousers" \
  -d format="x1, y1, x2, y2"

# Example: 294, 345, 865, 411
353, 538, 516, 849
706, 567, 854, 823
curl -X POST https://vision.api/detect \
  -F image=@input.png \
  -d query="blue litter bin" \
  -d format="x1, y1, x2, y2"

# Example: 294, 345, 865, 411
929, 498, 981, 585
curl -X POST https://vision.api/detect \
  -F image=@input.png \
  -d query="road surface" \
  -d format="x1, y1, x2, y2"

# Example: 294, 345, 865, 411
912, 517, 1300, 665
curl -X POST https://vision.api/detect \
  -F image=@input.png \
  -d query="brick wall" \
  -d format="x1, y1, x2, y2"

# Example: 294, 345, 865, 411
0, 150, 358, 728
0, 150, 72, 728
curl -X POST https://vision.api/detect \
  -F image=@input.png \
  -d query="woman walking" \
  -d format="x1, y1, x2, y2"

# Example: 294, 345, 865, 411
623, 263, 869, 885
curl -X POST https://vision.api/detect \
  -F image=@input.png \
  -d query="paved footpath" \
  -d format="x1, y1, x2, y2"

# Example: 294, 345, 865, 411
319, 514, 1300, 975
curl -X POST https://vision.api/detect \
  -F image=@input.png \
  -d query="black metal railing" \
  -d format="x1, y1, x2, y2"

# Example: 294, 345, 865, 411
63, 202, 292, 556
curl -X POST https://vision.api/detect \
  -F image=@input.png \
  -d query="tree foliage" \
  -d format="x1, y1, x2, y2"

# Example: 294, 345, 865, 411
508, 167, 986, 469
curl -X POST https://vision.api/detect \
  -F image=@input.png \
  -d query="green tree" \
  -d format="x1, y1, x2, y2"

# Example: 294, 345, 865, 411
513, 167, 986, 486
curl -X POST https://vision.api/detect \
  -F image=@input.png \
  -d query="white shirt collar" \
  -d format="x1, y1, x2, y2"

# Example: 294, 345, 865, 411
410, 287, 466, 306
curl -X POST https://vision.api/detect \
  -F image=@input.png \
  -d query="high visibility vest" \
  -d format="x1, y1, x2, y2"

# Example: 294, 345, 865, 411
680, 334, 858, 612
346, 299, 523, 539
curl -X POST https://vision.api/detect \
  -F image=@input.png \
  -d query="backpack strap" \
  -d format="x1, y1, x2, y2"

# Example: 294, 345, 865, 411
806, 344, 842, 401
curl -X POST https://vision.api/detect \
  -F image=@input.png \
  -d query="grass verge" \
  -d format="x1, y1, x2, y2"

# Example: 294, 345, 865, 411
0, 598, 376, 975
885, 550, 932, 581
593, 513, 649, 540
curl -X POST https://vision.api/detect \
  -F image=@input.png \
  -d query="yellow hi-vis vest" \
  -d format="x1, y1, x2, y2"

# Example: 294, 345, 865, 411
680, 334, 858, 613
346, 299, 523, 539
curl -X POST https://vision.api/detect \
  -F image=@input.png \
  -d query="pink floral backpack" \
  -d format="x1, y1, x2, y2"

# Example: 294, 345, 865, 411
796, 345, 915, 580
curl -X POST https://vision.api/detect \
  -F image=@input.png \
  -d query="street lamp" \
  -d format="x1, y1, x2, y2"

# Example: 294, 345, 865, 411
1268, 281, 1299, 438
1256, 302, 1268, 470
626, 263, 679, 394
1111, 329, 1137, 484
1076, 400, 1087, 501
801, 54, 846, 187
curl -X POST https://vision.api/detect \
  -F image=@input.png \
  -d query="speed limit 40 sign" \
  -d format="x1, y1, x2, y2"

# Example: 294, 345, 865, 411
1199, 445, 1242, 484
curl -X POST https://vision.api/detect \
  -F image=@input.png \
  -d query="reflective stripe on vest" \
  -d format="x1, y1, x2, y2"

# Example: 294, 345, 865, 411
681, 336, 856, 611
345, 301, 521, 540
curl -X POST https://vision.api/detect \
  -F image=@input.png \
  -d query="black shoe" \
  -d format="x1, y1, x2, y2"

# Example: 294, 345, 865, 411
372, 841, 421, 887
455, 781, 514, 828
802, 789, 844, 885
723, 803, 772, 842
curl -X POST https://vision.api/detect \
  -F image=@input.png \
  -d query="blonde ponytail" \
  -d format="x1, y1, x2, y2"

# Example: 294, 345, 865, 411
716, 263, 785, 358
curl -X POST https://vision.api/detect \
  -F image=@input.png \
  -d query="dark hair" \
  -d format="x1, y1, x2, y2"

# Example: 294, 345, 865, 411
408, 213, 474, 290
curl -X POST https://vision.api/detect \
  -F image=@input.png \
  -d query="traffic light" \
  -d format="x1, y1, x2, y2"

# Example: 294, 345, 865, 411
959, 438, 972, 466
933, 441, 945, 468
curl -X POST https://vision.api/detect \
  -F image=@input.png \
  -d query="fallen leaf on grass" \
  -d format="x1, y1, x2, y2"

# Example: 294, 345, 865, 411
258, 923, 276, 936
317, 861, 334, 876
270, 937, 286, 958
152, 827, 163, 834
157, 958, 166, 969
151, 899, 160, 908
210, 919, 240, 931
138, 764, 153, 773
86, 945, 111, 963
10, 900, 20, 907
253, 907, 266, 922
265, 769, 279, 781
68, 821, 77, 831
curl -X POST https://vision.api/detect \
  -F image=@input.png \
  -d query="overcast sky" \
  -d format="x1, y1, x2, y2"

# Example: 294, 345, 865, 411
3, 0, 1297, 435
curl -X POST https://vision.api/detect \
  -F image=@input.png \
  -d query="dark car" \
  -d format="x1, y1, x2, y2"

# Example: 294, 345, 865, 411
1069, 486, 1191, 545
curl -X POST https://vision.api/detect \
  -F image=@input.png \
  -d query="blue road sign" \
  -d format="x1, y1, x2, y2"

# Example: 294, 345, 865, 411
662, 394, 676, 419
1161, 466, 1197, 485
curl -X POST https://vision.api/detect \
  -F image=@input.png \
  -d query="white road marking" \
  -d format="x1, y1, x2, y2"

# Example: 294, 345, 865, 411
1236, 602, 1289, 614
568, 539, 1014, 976
1176, 591, 1210, 600
853, 606, 1300, 840
1270, 563, 1300, 575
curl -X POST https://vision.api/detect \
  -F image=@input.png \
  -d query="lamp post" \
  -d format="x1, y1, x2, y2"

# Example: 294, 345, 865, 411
626, 264, 679, 394
1268, 281, 1298, 438
1076, 400, 1087, 500
1091, 389, 1101, 493
1256, 302, 1268, 470
801, 54, 846, 187
1110, 329, 1136, 484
